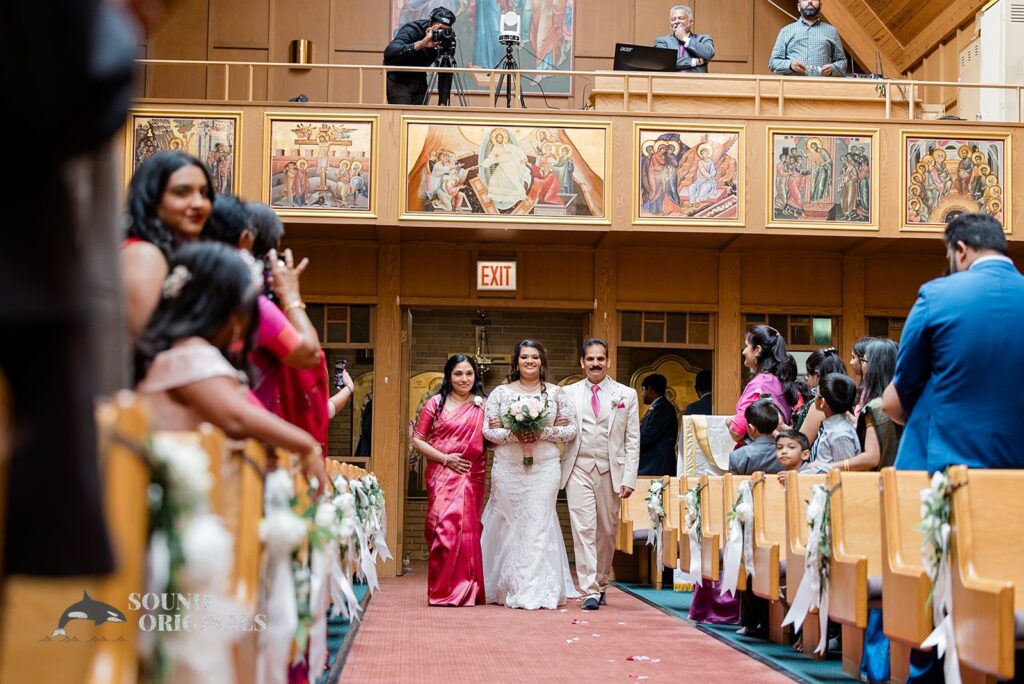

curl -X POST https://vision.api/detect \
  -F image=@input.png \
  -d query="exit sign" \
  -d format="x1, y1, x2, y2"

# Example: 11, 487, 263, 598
477, 261, 517, 291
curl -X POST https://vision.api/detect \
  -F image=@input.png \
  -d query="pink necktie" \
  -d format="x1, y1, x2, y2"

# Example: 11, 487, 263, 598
591, 385, 601, 419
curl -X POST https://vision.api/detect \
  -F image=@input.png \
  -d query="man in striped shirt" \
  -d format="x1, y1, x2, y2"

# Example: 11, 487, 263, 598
768, 0, 847, 77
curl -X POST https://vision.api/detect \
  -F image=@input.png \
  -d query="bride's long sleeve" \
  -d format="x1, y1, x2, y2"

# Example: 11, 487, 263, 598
482, 388, 516, 445
541, 389, 578, 442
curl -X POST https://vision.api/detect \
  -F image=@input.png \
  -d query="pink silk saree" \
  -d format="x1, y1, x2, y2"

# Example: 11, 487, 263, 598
414, 394, 487, 606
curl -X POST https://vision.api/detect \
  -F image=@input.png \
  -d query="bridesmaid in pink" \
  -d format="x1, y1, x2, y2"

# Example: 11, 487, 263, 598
411, 354, 488, 606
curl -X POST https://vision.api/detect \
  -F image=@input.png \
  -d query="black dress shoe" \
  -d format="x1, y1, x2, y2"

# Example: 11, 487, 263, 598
582, 597, 600, 610
599, 591, 607, 606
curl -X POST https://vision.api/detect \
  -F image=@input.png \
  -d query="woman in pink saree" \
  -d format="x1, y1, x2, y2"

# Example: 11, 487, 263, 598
412, 354, 488, 606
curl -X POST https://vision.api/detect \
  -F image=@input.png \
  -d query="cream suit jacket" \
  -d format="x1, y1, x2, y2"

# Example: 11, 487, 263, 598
560, 379, 640, 492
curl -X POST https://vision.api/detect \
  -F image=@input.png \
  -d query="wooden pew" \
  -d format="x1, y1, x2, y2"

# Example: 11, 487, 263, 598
675, 475, 696, 590
785, 471, 827, 659
721, 474, 751, 592
699, 475, 725, 583
948, 466, 1024, 682
662, 476, 681, 571
879, 468, 931, 683
616, 475, 668, 588
828, 470, 883, 678
751, 471, 789, 644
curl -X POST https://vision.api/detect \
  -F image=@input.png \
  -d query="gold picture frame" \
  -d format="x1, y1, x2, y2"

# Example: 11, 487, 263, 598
262, 112, 379, 219
633, 122, 746, 226
399, 115, 612, 224
766, 126, 879, 231
899, 129, 1010, 233
124, 108, 242, 194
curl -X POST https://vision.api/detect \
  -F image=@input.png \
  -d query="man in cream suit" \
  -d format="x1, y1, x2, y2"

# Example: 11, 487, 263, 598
562, 338, 640, 610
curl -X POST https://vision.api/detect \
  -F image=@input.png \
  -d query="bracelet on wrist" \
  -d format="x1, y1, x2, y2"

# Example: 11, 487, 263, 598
283, 299, 306, 314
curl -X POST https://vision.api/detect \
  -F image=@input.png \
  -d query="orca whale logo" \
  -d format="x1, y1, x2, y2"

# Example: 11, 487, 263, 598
51, 591, 126, 638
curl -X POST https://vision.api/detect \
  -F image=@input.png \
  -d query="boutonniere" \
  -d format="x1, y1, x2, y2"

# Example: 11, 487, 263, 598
473, 395, 484, 407
610, 394, 626, 409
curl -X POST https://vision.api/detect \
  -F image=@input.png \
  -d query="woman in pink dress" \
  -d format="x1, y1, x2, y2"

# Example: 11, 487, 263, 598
411, 354, 488, 606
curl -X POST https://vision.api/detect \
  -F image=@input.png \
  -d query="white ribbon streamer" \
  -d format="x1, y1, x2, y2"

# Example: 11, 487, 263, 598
645, 481, 666, 563
683, 487, 702, 577
919, 475, 961, 684
307, 546, 330, 681
721, 481, 755, 597
781, 483, 831, 654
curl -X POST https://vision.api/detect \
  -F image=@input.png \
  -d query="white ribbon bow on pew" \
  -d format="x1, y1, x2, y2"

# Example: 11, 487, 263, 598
721, 481, 755, 597
256, 470, 307, 684
682, 486, 702, 579
646, 480, 666, 562
919, 472, 961, 684
782, 483, 831, 655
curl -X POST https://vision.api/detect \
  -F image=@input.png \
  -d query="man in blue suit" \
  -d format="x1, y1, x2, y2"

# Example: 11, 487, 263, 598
883, 213, 1024, 472
638, 374, 679, 476
654, 5, 715, 74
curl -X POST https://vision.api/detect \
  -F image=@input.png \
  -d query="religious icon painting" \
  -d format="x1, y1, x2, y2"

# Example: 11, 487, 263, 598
125, 109, 241, 194
767, 127, 879, 230
900, 131, 1010, 232
262, 114, 378, 218
400, 116, 610, 223
634, 123, 745, 226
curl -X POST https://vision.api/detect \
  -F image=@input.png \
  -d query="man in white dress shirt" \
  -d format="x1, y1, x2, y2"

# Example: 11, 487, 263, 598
562, 339, 640, 610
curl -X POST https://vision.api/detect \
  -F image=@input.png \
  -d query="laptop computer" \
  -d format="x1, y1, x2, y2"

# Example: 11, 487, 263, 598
613, 43, 678, 72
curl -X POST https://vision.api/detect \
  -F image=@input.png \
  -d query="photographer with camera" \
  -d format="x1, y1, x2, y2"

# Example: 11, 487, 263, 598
383, 6, 457, 105
328, 359, 355, 419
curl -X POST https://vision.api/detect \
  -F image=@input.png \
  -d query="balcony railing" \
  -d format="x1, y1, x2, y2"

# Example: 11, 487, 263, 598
136, 59, 1024, 123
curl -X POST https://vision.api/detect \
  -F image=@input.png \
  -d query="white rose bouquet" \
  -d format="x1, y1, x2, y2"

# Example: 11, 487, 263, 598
501, 395, 551, 466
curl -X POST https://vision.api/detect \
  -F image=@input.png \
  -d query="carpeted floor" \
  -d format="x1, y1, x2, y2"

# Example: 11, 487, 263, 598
616, 583, 851, 683
340, 568, 794, 683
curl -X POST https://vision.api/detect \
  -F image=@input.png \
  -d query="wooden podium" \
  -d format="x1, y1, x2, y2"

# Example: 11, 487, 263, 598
590, 71, 920, 119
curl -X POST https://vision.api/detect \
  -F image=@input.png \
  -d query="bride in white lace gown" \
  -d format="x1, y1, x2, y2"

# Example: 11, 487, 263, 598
480, 340, 580, 609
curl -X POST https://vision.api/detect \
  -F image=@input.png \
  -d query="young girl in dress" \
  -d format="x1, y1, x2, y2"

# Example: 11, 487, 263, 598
135, 241, 327, 487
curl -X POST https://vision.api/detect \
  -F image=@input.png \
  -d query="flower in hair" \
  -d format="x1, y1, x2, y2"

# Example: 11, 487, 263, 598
161, 265, 192, 299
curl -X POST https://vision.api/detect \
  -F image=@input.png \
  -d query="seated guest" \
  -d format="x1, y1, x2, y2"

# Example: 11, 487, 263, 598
684, 369, 712, 415
638, 373, 679, 476
843, 338, 902, 471
768, 0, 847, 77
775, 430, 811, 484
654, 5, 715, 73
728, 399, 782, 475
135, 242, 327, 487
805, 373, 859, 471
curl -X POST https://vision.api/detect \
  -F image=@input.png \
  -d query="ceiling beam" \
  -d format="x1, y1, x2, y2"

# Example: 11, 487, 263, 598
897, 0, 986, 72
821, 0, 903, 76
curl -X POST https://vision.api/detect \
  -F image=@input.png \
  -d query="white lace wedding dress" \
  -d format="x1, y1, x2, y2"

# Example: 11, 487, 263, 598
480, 384, 580, 609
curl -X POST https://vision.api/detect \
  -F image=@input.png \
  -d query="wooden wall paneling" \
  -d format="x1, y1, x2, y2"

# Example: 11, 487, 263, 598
520, 249, 595, 301
146, 0, 210, 99
237, 107, 265, 201
716, 252, 742, 414
593, 248, 617, 350
332, 0, 390, 52
378, 112, 401, 224
268, 0, 331, 102
633, 0, 679, 47
400, 246, 473, 298
576, 0, 635, 58
329, 51, 386, 106
922, 53, 939, 105
897, 0, 986, 72
745, 120, 767, 229
740, 252, 843, 308
575, 56, 614, 110
694, 0, 752, 69
1011, 128, 1023, 241
210, 0, 269, 46
372, 242, 402, 576
753, 0, 794, 75
863, 254, 942, 313
616, 248, 719, 305
877, 125, 899, 238
292, 243, 379, 296
841, 255, 865, 364
820, 0, 901, 77
208, 48, 269, 101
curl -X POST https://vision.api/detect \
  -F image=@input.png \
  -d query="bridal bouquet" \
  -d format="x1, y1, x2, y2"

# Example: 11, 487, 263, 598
501, 396, 551, 466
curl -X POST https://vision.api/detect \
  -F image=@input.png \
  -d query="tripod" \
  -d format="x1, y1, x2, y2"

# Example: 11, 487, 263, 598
423, 50, 469, 107
493, 42, 527, 109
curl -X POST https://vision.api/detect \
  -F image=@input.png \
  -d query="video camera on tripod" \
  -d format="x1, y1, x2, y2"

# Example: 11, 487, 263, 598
433, 25, 457, 56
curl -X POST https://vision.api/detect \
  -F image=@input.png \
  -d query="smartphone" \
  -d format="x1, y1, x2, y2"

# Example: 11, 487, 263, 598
333, 360, 348, 389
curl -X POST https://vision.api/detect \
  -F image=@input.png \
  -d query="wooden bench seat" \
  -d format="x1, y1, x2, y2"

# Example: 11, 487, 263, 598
879, 468, 931, 683
751, 471, 789, 644
785, 472, 827, 659
948, 466, 1024, 681
722, 474, 751, 592
828, 470, 883, 678
700, 475, 726, 582
616, 475, 669, 588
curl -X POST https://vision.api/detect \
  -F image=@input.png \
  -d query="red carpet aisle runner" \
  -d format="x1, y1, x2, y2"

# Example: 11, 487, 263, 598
340, 569, 790, 683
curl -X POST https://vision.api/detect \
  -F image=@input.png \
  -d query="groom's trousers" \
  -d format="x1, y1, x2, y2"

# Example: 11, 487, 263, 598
566, 464, 619, 598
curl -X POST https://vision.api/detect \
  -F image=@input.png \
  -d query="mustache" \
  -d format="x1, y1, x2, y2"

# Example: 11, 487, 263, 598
589, 366, 603, 370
